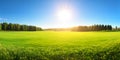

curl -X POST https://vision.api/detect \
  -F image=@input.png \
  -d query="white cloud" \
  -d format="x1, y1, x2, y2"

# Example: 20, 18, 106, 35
0, 18, 2, 20
0, 17, 8, 20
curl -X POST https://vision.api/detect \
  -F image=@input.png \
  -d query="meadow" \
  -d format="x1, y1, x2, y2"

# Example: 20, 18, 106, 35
0, 31, 120, 60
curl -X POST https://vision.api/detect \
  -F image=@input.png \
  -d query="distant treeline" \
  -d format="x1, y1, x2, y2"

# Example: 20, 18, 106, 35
72, 24, 112, 31
1, 22, 120, 31
113, 26, 120, 31
0, 22, 42, 31
45, 24, 114, 31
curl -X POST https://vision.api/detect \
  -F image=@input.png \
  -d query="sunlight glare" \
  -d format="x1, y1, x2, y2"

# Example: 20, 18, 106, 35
56, 7, 73, 22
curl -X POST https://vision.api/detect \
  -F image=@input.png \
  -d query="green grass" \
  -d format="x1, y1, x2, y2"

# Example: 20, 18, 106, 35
0, 31, 120, 60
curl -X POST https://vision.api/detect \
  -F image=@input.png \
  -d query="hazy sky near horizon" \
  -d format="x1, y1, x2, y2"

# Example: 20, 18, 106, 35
0, 0, 120, 28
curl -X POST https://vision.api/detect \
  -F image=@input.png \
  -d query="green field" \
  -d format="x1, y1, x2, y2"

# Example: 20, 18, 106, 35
0, 31, 120, 60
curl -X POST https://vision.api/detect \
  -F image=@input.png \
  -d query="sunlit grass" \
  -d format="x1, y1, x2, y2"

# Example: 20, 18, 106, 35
0, 31, 120, 60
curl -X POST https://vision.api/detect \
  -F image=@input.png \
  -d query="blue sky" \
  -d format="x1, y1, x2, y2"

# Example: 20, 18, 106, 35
0, 0, 120, 28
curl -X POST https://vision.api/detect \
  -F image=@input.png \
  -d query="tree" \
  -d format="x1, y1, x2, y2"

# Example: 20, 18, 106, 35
0, 23, 2, 30
0, 22, 42, 31
2, 22, 8, 30
71, 24, 113, 31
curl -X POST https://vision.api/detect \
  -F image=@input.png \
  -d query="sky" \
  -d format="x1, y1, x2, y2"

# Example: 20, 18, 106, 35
0, 0, 120, 28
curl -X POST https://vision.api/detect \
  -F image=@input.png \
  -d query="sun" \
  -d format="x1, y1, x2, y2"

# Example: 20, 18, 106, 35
54, 5, 74, 28
56, 8, 73, 22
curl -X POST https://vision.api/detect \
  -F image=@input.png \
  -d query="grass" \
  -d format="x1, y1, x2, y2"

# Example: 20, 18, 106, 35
0, 31, 120, 60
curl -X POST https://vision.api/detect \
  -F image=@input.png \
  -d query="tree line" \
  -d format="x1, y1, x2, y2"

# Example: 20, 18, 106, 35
0, 22, 42, 31
71, 24, 112, 31
44, 24, 113, 31
113, 26, 120, 31
1, 23, 119, 32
